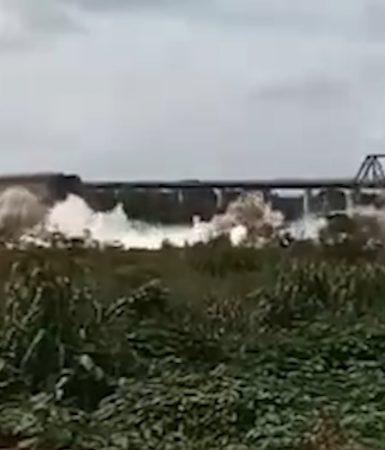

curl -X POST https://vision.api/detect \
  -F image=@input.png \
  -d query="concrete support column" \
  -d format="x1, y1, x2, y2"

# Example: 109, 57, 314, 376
303, 188, 312, 216
345, 189, 354, 212
321, 189, 329, 215
262, 188, 273, 205
177, 189, 184, 204
214, 188, 224, 210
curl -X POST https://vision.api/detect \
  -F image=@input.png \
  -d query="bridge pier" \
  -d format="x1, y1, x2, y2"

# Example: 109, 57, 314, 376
214, 188, 224, 210
303, 188, 311, 216
177, 189, 184, 204
262, 188, 273, 205
345, 189, 355, 212
320, 189, 329, 215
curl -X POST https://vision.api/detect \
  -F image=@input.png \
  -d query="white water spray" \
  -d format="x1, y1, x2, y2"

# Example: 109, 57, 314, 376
0, 186, 48, 239
287, 215, 327, 242
40, 191, 285, 249
10, 190, 284, 249
4, 186, 385, 249
43, 194, 214, 249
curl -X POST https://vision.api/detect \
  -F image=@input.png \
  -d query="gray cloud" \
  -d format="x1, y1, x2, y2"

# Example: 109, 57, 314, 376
0, 0, 380, 179
0, 0, 81, 48
253, 78, 353, 106
0, 0, 365, 44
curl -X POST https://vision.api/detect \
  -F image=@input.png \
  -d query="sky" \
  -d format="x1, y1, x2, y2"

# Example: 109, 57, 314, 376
0, 0, 383, 180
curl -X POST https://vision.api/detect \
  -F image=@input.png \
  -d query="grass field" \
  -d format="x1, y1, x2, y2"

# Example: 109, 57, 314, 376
0, 237, 385, 449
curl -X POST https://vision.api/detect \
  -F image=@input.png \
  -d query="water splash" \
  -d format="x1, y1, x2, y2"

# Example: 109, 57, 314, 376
0, 186, 48, 239
44, 194, 213, 249
41, 191, 285, 249
5, 185, 385, 249
9, 190, 284, 249
287, 215, 327, 241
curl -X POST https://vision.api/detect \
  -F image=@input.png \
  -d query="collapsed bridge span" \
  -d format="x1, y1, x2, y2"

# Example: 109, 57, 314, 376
0, 154, 383, 223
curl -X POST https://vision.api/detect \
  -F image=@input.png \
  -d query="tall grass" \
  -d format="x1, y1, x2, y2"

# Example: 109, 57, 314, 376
0, 239, 384, 448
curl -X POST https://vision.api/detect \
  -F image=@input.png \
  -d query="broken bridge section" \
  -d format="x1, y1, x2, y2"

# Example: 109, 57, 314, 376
0, 173, 84, 206
0, 154, 383, 223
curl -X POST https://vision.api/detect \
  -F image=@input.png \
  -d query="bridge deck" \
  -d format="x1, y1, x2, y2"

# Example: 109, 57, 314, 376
87, 178, 383, 190
0, 173, 382, 191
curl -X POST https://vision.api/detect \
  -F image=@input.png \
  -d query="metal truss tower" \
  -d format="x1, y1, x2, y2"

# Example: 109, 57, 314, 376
354, 154, 385, 187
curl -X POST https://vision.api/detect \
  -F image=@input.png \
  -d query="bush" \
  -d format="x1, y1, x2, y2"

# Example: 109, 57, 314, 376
0, 242, 383, 448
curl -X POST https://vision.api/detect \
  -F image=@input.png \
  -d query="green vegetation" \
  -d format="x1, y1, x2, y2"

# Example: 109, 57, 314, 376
0, 237, 384, 449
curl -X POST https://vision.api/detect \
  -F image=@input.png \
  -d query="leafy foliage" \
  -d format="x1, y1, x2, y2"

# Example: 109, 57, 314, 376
0, 241, 384, 448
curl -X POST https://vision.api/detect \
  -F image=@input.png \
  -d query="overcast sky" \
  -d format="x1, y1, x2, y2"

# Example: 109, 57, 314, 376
0, 0, 383, 179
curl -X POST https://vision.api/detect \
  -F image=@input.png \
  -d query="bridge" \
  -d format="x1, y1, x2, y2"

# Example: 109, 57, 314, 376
87, 154, 385, 191
0, 154, 383, 223
84, 154, 385, 220
88, 178, 377, 191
